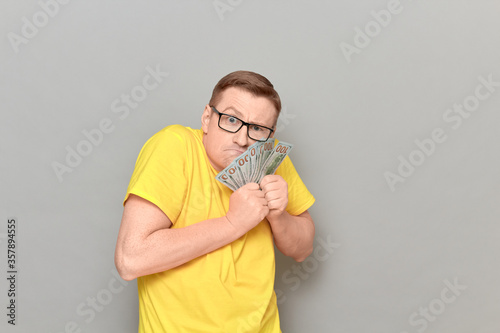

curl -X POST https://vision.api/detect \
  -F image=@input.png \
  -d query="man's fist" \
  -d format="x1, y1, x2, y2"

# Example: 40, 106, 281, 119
226, 182, 269, 233
260, 175, 288, 220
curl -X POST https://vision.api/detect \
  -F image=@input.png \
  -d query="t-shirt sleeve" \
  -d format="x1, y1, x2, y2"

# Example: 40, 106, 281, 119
123, 125, 189, 224
275, 156, 315, 216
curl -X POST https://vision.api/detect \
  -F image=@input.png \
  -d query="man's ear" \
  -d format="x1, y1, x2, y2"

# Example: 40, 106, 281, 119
201, 104, 212, 134
269, 110, 279, 138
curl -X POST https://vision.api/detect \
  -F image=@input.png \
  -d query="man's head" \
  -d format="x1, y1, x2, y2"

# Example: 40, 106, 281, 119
201, 71, 282, 172
208, 71, 281, 114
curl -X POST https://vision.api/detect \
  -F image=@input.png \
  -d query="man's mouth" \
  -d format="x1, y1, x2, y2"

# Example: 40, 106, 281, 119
227, 148, 246, 156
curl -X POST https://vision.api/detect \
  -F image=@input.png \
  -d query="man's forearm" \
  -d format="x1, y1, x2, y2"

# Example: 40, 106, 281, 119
116, 185, 270, 281
116, 216, 243, 280
267, 210, 315, 262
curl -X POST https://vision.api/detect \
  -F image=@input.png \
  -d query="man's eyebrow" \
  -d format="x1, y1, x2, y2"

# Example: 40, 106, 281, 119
221, 107, 273, 127
221, 107, 244, 118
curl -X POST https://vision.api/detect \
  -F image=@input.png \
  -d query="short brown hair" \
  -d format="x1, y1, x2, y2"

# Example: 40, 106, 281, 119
209, 70, 281, 114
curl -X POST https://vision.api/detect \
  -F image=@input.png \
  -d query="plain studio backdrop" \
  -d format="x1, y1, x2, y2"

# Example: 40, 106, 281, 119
1, 1, 499, 332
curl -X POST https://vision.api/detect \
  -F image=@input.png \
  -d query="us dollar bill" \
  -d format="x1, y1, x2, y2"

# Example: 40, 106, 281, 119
256, 142, 293, 183
253, 139, 275, 182
226, 162, 245, 189
215, 170, 237, 191
246, 140, 264, 183
234, 150, 252, 184
215, 138, 292, 190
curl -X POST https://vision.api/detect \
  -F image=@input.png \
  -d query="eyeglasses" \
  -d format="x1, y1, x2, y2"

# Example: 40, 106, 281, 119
210, 106, 274, 142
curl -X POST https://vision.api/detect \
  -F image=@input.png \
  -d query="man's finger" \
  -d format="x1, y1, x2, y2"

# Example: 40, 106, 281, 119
243, 182, 260, 190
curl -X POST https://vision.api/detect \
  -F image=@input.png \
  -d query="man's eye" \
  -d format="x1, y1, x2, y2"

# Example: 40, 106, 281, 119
228, 117, 238, 124
251, 125, 263, 132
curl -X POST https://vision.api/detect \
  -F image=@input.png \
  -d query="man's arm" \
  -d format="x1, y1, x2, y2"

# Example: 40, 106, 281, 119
260, 175, 315, 262
114, 183, 268, 281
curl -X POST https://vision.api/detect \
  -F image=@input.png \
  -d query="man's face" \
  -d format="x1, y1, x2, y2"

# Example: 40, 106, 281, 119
201, 87, 278, 172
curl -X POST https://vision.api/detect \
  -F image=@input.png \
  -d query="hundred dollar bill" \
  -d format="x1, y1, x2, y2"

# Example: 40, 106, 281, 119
225, 161, 245, 189
242, 140, 263, 183
216, 151, 245, 190
249, 142, 264, 183
256, 141, 293, 183
215, 138, 291, 190
215, 170, 237, 191
252, 139, 275, 182
246, 141, 260, 183
234, 150, 252, 184
229, 142, 256, 186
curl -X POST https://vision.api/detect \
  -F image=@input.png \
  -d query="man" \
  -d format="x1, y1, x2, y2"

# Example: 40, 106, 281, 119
115, 70, 315, 332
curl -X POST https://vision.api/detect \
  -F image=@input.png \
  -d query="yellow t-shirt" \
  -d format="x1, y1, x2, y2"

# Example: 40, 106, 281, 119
124, 124, 315, 332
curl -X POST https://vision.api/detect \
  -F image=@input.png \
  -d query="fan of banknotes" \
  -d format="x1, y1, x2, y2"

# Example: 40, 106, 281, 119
215, 139, 293, 191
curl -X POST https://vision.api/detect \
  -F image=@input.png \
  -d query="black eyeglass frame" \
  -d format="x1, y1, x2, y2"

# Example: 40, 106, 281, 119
210, 106, 275, 142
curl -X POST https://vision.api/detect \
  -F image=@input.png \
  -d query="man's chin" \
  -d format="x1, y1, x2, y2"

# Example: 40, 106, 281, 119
221, 156, 238, 169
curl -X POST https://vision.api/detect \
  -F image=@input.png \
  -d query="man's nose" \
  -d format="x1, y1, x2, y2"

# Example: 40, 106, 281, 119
233, 125, 251, 147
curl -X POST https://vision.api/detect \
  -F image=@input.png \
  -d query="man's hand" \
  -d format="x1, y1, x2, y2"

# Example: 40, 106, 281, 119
226, 182, 269, 233
260, 175, 288, 220
259, 175, 314, 262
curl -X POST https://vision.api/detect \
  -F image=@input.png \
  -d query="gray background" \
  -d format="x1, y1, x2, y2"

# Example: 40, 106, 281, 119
1, 0, 499, 332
